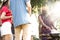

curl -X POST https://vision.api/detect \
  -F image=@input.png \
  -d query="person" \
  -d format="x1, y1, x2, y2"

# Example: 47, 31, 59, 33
10, 0, 31, 40
38, 6, 57, 40
0, 0, 12, 40
0, 1, 3, 40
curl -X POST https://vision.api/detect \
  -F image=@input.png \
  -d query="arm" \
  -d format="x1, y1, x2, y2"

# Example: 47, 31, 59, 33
38, 16, 52, 30
8, 0, 10, 8
26, 1, 31, 16
1, 12, 12, 20
49, 18, 57, 30
51, 22, 57, 30
51, 26, 57, 30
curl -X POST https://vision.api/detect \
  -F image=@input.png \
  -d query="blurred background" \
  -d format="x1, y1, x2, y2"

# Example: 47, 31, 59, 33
1, 0, 60, 40
31, 0, 60, 40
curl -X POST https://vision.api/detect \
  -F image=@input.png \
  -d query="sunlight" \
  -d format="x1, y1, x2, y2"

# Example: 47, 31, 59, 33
49, 1, 60, 21
48, 1, 60, 32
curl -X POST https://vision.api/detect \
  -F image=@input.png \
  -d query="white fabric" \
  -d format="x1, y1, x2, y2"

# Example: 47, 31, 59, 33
1, 22, 12, 36
51, 29, 60, 34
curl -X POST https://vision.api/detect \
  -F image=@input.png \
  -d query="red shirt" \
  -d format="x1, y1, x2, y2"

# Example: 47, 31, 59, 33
1, 6, 12, 24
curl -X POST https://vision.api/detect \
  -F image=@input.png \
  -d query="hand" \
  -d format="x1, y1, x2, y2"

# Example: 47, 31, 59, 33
10, 16, 12, 18
46, 26, 52, 31
29, 13, 32, 16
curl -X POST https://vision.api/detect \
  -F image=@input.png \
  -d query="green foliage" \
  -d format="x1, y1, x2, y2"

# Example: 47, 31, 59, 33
31, 0, 47, 8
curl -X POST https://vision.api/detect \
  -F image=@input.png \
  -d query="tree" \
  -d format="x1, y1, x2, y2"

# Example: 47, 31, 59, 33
31, 0, 48, 14
31, 0, 47, 8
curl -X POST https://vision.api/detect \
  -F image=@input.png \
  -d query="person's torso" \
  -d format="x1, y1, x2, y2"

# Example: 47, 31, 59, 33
10, 0, 27, 15
1, 6, 12, 23
10, 0, 31, 27
41, 14, 53, 27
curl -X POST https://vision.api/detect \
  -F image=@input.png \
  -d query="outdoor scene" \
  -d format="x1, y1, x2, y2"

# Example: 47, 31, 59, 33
0, 0, 60, 40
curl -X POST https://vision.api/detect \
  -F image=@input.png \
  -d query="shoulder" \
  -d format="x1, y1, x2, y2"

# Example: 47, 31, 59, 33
39, 14, 42, 17
2, 6, 8, 10
38, 14, 42, 19
1, 6, 8, 12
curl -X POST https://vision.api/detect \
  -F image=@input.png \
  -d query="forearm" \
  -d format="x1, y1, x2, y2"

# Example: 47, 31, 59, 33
26, 1, 31, 16
1, 16, 12, 20
52, 26, 57, 30
39, 16, 50, 28
42, 22, 49, 28
28, 6, 31, 15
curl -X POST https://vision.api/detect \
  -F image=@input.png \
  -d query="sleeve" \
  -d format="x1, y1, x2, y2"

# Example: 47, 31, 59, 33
1, 6, 8, 13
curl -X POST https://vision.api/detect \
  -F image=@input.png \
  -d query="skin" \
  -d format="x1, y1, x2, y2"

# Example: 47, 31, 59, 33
26, 1, 31, 16
1, 12, 12, 20
39, 6, 57, 30
38, 15, 52, 31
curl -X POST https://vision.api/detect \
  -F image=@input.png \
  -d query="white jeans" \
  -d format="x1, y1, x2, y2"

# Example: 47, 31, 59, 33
1, 22, 12, 36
